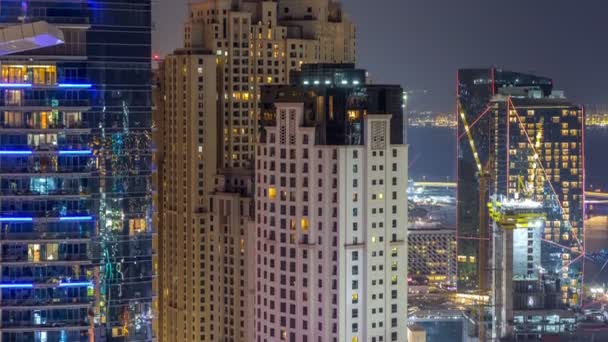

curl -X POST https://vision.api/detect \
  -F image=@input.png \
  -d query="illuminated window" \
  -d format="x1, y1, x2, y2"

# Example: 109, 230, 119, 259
28, 244, 41, 262
30, 178, 55, 194
352, 293, 358, 303
458, 255, 467, 262
46, 243, 58, 261
268, 187, 277, 200
301, 218, 309, 232
129, 219, 147, 236
31, 65, 57, 85
347, 110, 360, 121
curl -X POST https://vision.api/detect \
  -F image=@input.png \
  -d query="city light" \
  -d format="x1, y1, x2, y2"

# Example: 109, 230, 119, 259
0, 83, 32, 88
0, 150, 32, 155
58, 83, 93, 88
0, 217, 33, 222
0, 284, 34, 289
59, 216, 94, 221
58, 150, 93, 155
59, 281, 93, 288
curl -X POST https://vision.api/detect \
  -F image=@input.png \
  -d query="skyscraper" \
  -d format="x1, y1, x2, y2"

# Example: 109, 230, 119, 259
458, 68, 584, 339
489, 198, 576, 341
0, 1, 153, 342
457, 68, 554, 293
184, 0, 355, 170
155, 1, 355, 341
255, 64, 407, 342
489, 91, 584, 307
408, 228, 457, 287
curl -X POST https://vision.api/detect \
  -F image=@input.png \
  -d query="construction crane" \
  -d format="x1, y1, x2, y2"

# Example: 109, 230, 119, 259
477, 152, 494, 341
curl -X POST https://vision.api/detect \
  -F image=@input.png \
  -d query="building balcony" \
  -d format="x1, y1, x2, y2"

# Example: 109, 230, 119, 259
344, 241, 365, 249
0, 14, 89, 26
0, 191, 92, 200
0, 301, 92, 310
0, 322, 90, 332
0, 232, 91, 244
0, 290, 94, 310
0, 166, 95, 176
0, 255, 91, 265
390, 238, 406, 245
0, 99, 90, 110
0, 211, 94, 221
0, 126, 90, 134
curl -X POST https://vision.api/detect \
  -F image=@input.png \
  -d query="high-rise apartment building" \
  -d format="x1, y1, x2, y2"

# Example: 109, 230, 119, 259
155, 1, 356, 341
489, 198, 576, 341
255, 64, 407, 342
457, 68, 554, 293
0, 1, 153, 341
408, 228, 457, 287
184, 0, 355, 169
458, 68, 584, 339
489, 90, 584, 307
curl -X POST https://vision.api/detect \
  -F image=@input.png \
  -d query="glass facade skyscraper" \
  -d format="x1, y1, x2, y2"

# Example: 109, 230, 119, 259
490, 95, 584, 307
0, 1, 153, 341
457, 68, 584, 340
456, 68, 554, 292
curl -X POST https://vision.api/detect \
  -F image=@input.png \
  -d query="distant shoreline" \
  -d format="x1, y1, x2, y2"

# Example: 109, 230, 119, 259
408, 125, 608, 130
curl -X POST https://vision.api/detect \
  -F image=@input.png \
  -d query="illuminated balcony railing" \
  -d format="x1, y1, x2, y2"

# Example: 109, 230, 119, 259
0, 164, 95, 175
0, 253, 91, 264
0, 122, 89, 131
0, 192, 92, 200
0, 280, 92, 289
0, 301, 93, 310
0, 321, 90, 331
0, 231, 92, 243
0, 83, 91, 89
0, 98, 90, 108
0, 213, 94, 221
0, 148, 92, 156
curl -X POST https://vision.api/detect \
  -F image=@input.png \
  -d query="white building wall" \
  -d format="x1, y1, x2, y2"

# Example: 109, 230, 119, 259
256, 104, 408, 342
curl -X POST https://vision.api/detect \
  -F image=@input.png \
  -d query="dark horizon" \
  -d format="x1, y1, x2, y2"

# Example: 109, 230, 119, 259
154, 0, 608, 113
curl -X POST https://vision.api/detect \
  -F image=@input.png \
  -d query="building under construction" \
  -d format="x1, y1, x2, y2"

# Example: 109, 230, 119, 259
457, 68, 585, 341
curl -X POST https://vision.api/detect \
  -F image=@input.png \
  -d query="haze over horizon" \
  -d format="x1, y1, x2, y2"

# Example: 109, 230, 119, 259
153, 0, 608, 112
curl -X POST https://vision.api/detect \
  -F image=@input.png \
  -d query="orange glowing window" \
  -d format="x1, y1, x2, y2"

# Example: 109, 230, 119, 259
268, 187, 277, 200
301, 218, 309, 232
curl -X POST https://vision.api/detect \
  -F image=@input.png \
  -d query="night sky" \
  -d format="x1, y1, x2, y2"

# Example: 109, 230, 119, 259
153, 0, 608, 112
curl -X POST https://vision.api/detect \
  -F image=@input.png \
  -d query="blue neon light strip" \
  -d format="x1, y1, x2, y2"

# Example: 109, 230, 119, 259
0, 150, 32, 155
0, 83, 32, 88
58, 150, 92, 155
0, 217, 33, 222
0, 284, 33, 289
58, 281, 93, 288
0, 216, 92, 222
58, 83, 92, 89
0, 282, 92, 289
59, 216, 93, 221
